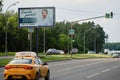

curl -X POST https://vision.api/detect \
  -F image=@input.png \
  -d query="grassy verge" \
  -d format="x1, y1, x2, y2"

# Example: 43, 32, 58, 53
0, 53, 111, 66
72, 54, 111, 59
0, 52, 16, 56
41, 55, 72, 62
0, 58, 12, 66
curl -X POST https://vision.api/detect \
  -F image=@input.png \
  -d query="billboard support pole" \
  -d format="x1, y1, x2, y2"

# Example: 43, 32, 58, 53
43, 28, 46, 54
36, 28, 38, 56
30, 33, 32, 51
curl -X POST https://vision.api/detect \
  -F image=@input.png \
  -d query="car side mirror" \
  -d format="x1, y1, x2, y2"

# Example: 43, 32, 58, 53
43, 62, 48, 65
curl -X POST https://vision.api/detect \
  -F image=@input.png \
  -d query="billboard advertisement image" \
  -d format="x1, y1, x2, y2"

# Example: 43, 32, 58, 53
18, 7, 55, 28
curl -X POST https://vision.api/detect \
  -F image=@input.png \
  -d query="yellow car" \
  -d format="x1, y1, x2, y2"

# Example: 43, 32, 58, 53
4, 51, 50, 80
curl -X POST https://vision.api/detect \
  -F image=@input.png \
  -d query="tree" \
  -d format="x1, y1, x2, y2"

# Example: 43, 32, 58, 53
104, 43, 120, 50
59, 34, 70, 50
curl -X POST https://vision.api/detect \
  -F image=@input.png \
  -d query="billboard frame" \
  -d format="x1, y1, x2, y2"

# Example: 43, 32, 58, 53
18, 7, 55, 28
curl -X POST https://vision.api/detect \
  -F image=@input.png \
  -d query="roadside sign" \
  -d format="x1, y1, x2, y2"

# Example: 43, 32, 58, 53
18, 7, 55, 28
28, 33, 32, 40
69, 29, 75, 35
28, 27, 34, 33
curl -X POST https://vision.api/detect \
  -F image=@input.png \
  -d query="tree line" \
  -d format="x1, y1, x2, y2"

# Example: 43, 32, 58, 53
0, 11, 106, 53
104, 43, 120, 50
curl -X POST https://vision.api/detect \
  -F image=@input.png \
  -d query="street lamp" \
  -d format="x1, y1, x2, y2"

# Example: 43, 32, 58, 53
94, 34, 100, 53
83, 28, 92, 53
5, 1, 19, 56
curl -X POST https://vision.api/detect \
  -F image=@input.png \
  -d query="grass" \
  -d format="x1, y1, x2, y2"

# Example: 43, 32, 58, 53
40, 54, 111, 62
0, 53, 112, 66
72, 54, 111, 59
0, 52, 16, 56
0, 58, 12, 66
41, 55, 72, 62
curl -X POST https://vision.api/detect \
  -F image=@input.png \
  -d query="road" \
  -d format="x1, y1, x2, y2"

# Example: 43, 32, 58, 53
48, 58, 120, 80
0, 58, 120, 80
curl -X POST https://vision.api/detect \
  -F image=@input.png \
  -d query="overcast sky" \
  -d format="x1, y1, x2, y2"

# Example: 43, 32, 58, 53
3, 0, 120, 42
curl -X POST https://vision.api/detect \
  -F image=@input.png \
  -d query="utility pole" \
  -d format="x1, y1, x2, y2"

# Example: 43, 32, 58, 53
5, 1, 19, 56
83, 28, 92, 53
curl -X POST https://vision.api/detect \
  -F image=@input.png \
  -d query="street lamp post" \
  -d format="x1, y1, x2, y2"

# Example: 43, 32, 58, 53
5, 1, 19, 56
83, 28, 92, 53
94, 36, 96, 53
94, 34, 100, 53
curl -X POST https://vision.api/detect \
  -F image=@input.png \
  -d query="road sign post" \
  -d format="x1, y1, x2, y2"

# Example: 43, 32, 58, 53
69, 27, 75, 58
28, 27, 34, 51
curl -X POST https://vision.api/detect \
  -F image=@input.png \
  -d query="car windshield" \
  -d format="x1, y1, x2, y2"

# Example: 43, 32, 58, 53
9, 58, 32, 64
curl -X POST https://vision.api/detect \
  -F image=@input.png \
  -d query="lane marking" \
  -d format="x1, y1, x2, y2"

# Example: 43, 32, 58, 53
55, 62, 103, 73
101, 68, 111, 73
87, 73, 100, 78
112, 65, 119, 69
87, 65, 120, 79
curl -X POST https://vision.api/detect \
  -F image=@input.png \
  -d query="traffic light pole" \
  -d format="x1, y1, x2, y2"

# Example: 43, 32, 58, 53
72, 12, 114, 23
71, 12, 113, 53
72, 16, 105, 23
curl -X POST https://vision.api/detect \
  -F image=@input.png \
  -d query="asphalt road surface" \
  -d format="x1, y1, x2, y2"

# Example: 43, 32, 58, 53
0, 58, 120, 80
48, 58, 120, 80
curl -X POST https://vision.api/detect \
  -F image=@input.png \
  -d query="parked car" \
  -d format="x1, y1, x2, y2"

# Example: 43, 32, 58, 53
70, 48, 78, 54
46, 48, 58, 55
87, 51, 96, 54
57, 50, 65, 54
112, 53, 119, 58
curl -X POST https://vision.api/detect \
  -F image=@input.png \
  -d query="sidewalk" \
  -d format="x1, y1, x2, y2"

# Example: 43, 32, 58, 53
0, 56, 14, 59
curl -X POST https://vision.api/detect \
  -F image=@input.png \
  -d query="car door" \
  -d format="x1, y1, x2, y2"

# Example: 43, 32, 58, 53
37, 58, 48, 77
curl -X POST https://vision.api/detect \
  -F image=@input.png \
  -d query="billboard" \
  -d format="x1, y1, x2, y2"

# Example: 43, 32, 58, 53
18, 7, 55, 28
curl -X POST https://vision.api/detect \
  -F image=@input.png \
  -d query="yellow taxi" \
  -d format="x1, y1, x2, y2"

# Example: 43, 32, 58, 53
4, 51, 50, 80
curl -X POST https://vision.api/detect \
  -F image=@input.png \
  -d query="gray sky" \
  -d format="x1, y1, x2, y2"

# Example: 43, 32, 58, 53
3, 0, 120, 42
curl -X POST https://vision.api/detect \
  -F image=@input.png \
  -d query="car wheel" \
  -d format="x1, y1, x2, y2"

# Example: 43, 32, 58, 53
45, 71, 50, 80
35, 73, 39, 80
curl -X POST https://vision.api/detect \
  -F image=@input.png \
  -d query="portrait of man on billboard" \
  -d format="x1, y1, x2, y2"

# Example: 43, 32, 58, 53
39, 9, 53, 26
19, 7, 55, 28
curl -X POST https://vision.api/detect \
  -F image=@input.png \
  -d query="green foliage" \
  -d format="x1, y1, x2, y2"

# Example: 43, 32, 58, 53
59, 34, 70, 49
104, 43, 120, 50
0, 11, 105, 53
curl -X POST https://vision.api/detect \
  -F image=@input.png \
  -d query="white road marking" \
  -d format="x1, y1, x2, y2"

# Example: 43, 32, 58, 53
87, 65, 120, 79
101, 68, 111, 73
112, 65, 119, 69
56, 61, 103, 73
87, 73, 100, 78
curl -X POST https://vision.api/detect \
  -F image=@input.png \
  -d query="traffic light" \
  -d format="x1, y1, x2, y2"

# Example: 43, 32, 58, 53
110, 12, 113, 18
105, 13, 110, 18
105, 12, 113, 18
